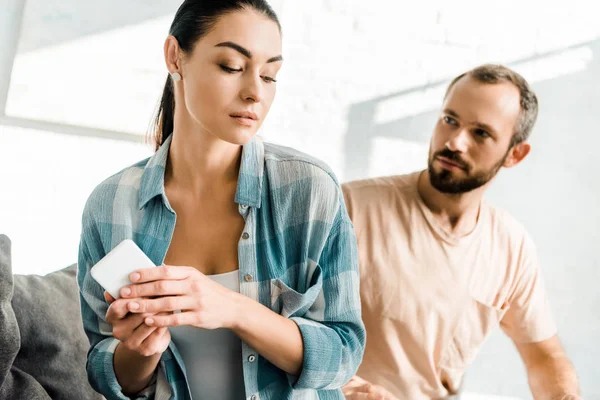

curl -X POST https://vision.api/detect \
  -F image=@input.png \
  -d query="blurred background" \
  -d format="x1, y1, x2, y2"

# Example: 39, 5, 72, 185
0, 0, 598, 398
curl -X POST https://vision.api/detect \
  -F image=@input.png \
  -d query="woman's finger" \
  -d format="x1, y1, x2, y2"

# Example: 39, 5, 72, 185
129, 264, 196, 284
121, 279, 190, 299
138, 326, 171, 357
124, 321, 160, 350
145, 311, 199, 328
127, 296, 197, 314
106, 298, 136, 321
104, 291, 116, 304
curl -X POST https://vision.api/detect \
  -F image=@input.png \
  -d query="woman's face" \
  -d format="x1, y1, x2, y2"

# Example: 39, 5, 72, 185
169, 8, 282, 145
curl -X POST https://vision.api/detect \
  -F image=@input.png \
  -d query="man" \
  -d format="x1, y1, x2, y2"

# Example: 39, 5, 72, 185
341, 65, 580, 399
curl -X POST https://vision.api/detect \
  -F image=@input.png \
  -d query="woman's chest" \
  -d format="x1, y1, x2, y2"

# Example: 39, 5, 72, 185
164, 201, 246, 275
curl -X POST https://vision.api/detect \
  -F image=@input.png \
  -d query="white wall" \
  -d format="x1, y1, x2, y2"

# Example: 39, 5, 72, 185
1, 0, 598, 397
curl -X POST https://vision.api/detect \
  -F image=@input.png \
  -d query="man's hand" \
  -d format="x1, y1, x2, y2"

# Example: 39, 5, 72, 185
342, 376, 398, 400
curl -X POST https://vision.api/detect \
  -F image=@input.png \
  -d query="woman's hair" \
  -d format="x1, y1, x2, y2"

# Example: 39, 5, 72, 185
149, 0, 281, 151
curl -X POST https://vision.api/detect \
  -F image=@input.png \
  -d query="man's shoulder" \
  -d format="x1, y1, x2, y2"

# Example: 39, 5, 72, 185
342, 172, 421, 224
342, 172, 419, 201
486, 202, 529, 236
484, 201, 535, 256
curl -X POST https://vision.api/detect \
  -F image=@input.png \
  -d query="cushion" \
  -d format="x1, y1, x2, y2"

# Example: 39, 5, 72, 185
0, 234, 104, 400
0, 234, 50, 399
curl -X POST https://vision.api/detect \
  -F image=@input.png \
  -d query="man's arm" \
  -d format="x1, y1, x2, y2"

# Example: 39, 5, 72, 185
342, 375, 398, 400
515, 335, 580, 399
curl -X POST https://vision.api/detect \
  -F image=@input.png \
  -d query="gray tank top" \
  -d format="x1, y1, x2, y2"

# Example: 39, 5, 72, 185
169, 270, 245, 400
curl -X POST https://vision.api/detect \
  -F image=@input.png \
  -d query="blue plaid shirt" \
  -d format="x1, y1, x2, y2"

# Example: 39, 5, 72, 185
77, 135, 365, 400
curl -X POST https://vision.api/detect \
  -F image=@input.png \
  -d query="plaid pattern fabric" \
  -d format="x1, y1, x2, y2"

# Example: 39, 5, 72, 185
77, 135, 365, 400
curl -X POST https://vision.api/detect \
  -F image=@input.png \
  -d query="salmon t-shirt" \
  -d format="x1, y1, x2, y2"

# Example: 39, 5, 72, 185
342, 171, 556, 399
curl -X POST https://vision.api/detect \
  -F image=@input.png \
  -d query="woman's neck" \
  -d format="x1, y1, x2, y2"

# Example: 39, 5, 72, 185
166, 127, 242, 196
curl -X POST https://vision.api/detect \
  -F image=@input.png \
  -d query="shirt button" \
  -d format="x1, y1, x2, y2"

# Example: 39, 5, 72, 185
242, 232, 250, 240
244, 274, 253, 282
248, 355, 256, 362
251, 396, 257, 400
240, 204, 248, 209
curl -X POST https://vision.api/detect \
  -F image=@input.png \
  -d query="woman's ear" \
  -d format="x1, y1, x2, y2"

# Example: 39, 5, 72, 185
164, 35, 182, 75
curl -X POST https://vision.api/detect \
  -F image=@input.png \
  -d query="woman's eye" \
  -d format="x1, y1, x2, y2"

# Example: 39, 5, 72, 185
220, 65, 242, 73
262, 76, 277, 83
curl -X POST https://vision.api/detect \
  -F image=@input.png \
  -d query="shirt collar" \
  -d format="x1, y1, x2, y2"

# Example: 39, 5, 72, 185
138, 134, 265, 210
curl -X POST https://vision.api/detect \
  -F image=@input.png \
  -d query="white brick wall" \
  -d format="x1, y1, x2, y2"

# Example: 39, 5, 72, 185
1, 1, 599, 397
0, 125, 152, 275
6, 1, 600, 182
262, 0, 600, 181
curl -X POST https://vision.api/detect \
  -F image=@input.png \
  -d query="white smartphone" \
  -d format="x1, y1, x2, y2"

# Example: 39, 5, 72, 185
90, 239, 156, 299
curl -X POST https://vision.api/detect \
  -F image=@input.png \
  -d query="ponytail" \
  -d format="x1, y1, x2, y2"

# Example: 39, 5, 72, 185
150, 75, 175, 151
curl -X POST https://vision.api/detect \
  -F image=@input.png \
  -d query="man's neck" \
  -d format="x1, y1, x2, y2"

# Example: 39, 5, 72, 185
416, 171, 486, 237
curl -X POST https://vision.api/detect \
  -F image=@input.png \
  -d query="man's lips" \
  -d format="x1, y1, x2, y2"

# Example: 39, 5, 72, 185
437, 156, 466, 170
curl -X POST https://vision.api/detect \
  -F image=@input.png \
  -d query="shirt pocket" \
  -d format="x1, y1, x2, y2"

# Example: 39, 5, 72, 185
439, 296, 508, 371
270, 274, 323, 319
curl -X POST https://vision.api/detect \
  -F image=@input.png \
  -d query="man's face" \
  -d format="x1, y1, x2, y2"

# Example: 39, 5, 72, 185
428, 75, 522, 194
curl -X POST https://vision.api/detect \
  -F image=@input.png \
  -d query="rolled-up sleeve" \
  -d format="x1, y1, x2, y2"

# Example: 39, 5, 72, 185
289, 211, 366, 390
77, 215, 156, 400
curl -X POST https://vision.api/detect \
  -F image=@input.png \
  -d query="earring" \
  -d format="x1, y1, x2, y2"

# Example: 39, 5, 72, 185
171, 72, 181, 81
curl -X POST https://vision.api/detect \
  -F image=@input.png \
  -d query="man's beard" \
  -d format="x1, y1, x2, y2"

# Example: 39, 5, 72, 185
428, 148, 508, 194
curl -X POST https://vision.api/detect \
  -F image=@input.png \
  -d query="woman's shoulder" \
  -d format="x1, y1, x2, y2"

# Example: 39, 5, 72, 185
262, 142, 344, 223
263, 142, 340, 188
82, 158, 151, 222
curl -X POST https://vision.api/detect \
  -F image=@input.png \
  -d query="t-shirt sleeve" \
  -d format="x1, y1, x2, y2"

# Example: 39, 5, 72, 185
500, 232, 557, 343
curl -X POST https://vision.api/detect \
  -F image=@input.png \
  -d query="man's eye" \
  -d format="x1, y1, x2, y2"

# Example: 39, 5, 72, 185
475, 129, 491, 138
443, 116, 457, 125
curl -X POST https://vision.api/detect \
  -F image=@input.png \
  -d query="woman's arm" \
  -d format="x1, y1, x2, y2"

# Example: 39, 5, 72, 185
114, 341, 162, 394
117, 265, 304, 375
230, 293, 304, 375
79, 222, 167, 400
103, 292, 168, 395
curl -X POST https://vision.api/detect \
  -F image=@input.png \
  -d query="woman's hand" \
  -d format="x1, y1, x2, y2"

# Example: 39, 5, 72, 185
120, 264, 305, 376
119, 265, 241, 330
104, 292, 171, 357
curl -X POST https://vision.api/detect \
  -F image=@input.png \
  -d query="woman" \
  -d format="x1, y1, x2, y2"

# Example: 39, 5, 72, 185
77, 1, 365, 399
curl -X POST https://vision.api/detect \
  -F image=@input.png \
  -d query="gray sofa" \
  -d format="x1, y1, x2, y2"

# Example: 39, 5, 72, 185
0, 234, 104, 400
